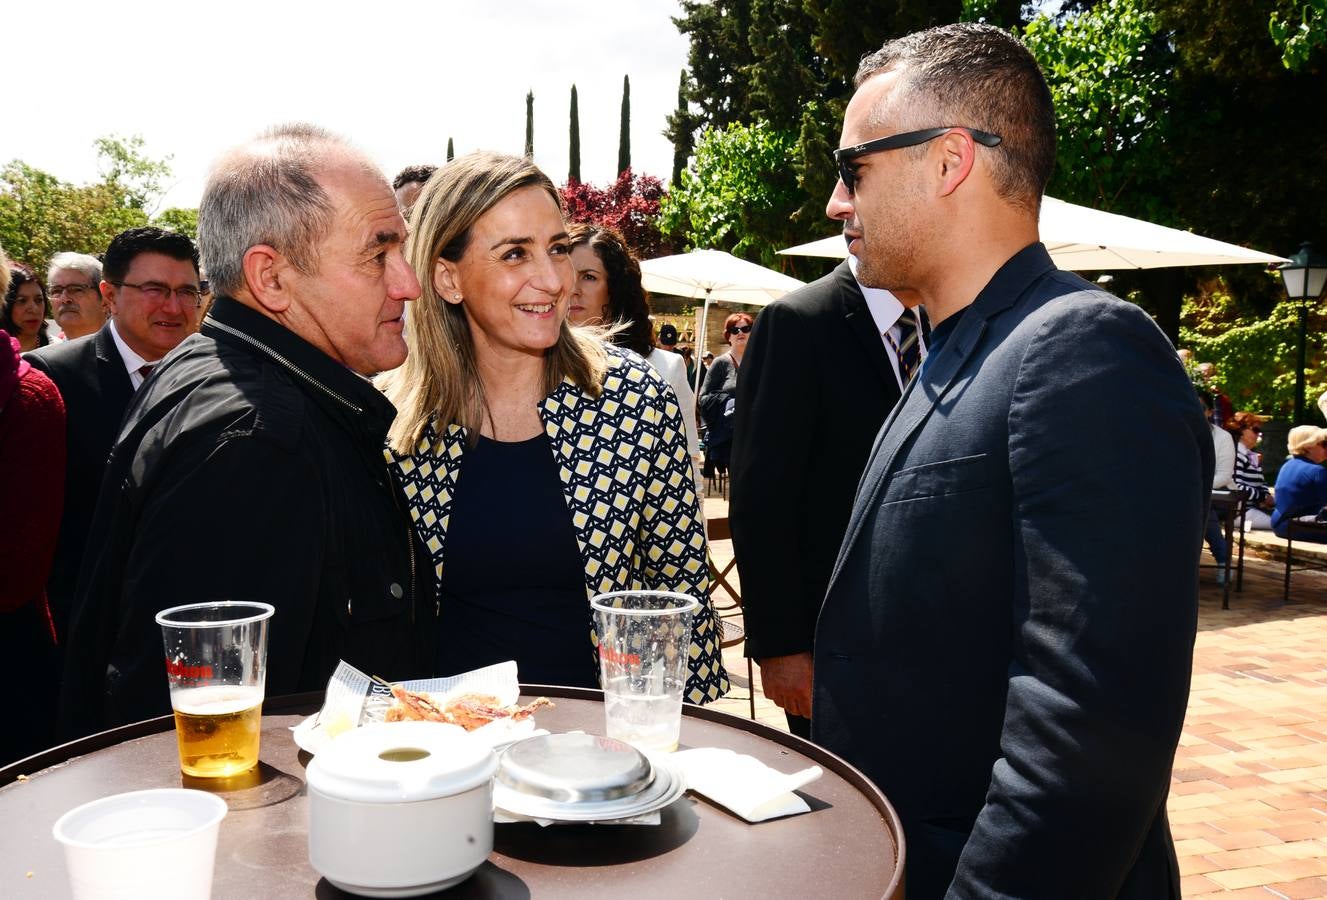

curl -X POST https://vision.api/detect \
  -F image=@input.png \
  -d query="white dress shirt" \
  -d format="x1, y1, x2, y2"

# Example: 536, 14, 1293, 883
848, 254, 927, 391
108, 320, 154, 390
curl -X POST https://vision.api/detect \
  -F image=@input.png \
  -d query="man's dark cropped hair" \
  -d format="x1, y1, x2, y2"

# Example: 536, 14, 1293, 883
393, 164, 437, 192
102, 226, 201, 284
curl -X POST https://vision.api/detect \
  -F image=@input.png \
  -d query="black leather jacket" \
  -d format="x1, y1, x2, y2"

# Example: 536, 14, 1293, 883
58, 297, 434, 738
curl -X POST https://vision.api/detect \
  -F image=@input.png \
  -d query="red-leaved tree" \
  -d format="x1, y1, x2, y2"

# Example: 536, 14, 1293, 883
561, 169, 669, 259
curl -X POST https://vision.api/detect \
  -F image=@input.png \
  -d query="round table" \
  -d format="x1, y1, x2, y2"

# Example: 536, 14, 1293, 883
1, 688, 904, 898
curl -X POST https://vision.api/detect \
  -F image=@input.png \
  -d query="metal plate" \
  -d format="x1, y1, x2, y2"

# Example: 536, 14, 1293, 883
496, 733, 653, 803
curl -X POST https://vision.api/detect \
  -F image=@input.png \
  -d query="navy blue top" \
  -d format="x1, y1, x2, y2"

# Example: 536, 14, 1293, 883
436, 433, 598, 688
920, 306, 967, 376
1271, 454, 1327, 536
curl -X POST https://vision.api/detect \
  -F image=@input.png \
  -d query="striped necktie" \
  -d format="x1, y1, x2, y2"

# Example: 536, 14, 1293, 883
886, 308, 922, 385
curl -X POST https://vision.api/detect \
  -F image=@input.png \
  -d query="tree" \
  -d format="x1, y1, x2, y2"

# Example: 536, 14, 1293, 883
152, 207, 198, 240
524, 90, 534, 159
659, 120, 803, 268
617, 75, 631, 176
664, 70, 698, 186
569, 85, 582, 183
446, 137, 455, 161
1269, 0, 1327, 70
561, 169, 669, 258
0, 134, 173, 275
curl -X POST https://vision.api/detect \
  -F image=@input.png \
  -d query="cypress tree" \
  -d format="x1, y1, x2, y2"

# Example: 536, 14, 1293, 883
524, 90, 534, 158
617, 75, 631, 175
446, 137, 455, 161
569, 85, 581, 182
667, 69, 696, 185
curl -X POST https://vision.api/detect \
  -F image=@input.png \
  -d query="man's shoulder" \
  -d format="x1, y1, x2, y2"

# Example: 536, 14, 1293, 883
768, 263, 857, 319
24, 330, 99, 380
1017, 274, 1166, 347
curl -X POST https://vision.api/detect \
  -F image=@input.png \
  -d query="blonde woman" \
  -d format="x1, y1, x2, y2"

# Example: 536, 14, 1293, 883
380, 152, 727, 703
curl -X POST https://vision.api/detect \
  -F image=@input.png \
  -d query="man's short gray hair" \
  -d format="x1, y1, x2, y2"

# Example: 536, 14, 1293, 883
198, 123, 358, 298
48, 252, 102, 286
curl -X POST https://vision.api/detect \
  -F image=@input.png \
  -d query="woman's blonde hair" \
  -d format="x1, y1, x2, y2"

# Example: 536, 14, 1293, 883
1287, 425, 1327, 457
382, 151, 606, 452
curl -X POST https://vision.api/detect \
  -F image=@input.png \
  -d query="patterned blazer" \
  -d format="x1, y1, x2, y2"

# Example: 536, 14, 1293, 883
388, 345, 729, 704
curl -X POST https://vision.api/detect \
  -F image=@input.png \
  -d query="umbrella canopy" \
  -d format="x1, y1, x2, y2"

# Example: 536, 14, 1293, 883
777, 196, 1288, 271
639, 249, 805, 394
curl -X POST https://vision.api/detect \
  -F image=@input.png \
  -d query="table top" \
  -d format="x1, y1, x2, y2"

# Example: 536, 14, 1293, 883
1, 687, 903, 899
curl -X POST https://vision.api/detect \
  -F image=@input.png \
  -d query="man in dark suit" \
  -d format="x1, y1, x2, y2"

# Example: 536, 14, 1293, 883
729, 259, 906, 738
26, 227, 202, 639
814, 24, 1211, 898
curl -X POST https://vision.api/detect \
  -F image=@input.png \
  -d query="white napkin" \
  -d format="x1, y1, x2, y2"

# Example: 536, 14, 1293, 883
672, 747, 822, 822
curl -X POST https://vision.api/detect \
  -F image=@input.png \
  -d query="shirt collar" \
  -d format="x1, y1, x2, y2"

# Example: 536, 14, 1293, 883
108, 319, 151, 377
848, 253, 905, 335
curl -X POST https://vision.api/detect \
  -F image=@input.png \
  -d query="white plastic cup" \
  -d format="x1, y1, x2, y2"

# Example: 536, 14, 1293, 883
591, 590, 700, 753
52, 788, 228, 900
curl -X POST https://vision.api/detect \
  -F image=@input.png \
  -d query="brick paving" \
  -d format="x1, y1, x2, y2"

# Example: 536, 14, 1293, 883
704, 491, 1327, 897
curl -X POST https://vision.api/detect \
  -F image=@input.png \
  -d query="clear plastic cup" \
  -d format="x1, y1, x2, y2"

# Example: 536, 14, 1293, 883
52, 788, 228, 900
591, 591, 700, 753
155, 602, 274, 778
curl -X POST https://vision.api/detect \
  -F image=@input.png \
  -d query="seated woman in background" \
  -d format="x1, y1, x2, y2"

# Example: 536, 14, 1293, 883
1271, 425, 1327, 541
565, 223, 700, 467
1227, 411, 1274, 531
380, 152, 727, 704
2, 266, 54, 352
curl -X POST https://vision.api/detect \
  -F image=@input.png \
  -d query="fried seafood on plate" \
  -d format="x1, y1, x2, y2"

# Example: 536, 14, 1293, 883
385, 685, 554, 731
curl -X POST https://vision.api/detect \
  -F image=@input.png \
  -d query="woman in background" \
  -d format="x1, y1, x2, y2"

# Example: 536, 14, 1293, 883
1271, 425, 1327, 542
2, 266, 54, 352
566, 223, 699, 464
381, 152, 726, 703
698, 312, 752, 477
1227, 411, 1274, 531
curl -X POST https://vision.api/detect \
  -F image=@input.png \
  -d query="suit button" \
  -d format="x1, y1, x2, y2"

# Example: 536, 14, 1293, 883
389, 583, 404, 599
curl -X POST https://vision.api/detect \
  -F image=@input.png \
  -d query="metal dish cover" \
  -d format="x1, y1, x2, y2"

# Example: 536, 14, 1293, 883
497, 733, 654, 803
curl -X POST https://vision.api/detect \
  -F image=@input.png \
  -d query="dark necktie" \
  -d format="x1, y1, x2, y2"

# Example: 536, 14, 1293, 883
137, 364, 155, 386
886, 308, 923, 385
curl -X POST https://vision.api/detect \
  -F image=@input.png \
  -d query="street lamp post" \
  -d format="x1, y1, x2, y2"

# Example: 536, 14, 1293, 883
1277, 242, 1327, 424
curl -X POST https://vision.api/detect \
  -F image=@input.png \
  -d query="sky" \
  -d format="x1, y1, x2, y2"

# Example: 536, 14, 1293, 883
2, 0, 691, 212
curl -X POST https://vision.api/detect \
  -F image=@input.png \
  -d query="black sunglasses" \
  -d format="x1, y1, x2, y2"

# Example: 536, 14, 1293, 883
726, 324, 753, 335
833, 127, 1002, 196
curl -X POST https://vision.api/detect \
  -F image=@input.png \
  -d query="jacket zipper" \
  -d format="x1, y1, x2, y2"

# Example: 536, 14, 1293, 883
208, 319, 364, 414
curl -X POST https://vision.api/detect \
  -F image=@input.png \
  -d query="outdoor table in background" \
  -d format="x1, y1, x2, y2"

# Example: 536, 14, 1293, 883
1, 687, 904, 899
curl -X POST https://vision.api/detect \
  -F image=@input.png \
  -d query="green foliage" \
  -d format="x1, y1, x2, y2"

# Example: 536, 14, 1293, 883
0, 133, 178, 275
666, 70, 698, 186
524, 90, 534, 159
618, 75, 631, 176
1021, 0, 1174, 221
659, 120, 801, 267
1269, 0, 1327, 70
152, 207, 199, 240
569, 85, 581, 183
1180, 275, 1325, 420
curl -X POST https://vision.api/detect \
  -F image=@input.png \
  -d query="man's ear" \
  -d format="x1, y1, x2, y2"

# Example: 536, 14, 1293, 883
99, 280, 117, 315
935, 130, 978, 198
435, 259, 463, 305
242, 245, 293, 313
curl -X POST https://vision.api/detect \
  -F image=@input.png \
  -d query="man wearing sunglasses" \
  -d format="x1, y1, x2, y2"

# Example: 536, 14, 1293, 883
811, 23, 1211, 899
26, 227, 202, 646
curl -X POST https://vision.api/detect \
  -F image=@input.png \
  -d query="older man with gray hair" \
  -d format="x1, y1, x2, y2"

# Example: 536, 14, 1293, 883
59, 123, 433, 739
46, 252, 106, 341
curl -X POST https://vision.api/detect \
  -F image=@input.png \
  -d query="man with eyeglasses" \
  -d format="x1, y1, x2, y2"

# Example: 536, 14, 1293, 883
46, 252, 107, 341
26, 227, 202, 646
811, 24, 1211, 899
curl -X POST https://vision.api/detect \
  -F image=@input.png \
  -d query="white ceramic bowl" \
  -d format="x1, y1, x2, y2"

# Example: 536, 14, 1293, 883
306, 721, 498, 897
52, 788, 228, 900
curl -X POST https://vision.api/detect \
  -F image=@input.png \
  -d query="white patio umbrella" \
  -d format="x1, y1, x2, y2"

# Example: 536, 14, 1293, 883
639, 249, 805, 393
777, 195, 1288, 270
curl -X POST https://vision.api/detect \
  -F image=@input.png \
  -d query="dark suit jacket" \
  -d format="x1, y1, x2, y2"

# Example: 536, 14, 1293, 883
729, 261, 902, 659
25, 324, 134, 639
814, 245, 1212, 899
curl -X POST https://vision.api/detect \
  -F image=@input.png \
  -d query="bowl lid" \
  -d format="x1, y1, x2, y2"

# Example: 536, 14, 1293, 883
496, 733, 654, 803
307, 721, 497, 804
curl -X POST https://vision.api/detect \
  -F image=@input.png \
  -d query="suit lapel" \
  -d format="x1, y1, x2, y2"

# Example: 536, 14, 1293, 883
836, 263, 896, 393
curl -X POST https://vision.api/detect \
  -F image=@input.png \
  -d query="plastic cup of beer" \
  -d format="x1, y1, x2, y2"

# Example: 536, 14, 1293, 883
155, 601, 274, 778
52, 787, 227, 900
591, 591, 699, 753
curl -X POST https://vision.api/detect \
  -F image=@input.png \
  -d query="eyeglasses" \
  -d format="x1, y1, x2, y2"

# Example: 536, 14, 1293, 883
49, 284, 95, 299
833, 126, 1002, 196
113, 281, 204, 307
726, 324, 753, 335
